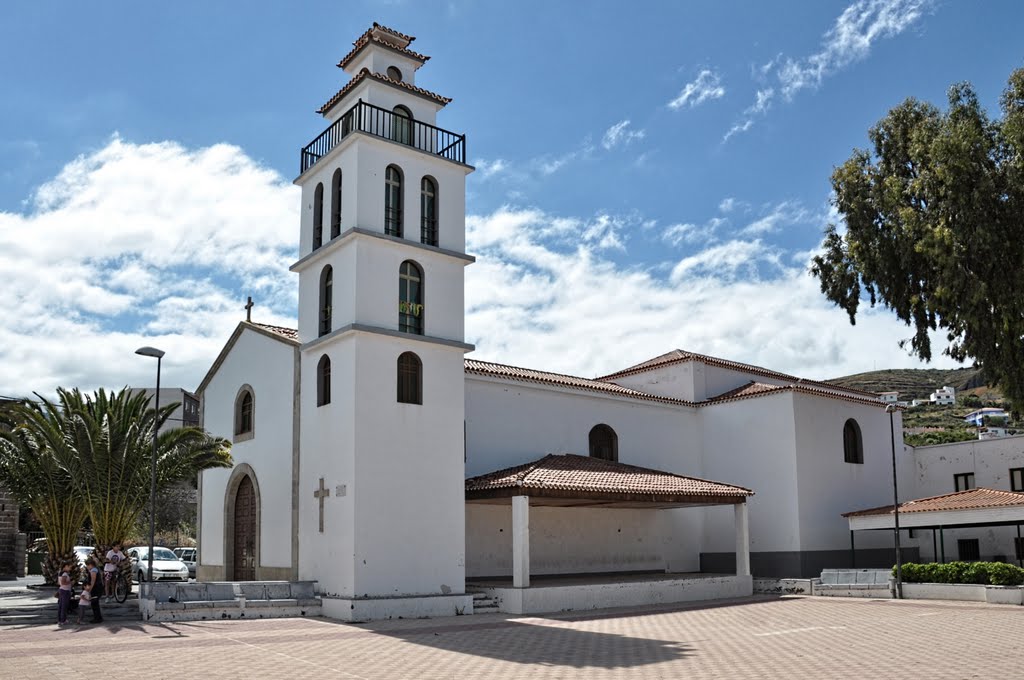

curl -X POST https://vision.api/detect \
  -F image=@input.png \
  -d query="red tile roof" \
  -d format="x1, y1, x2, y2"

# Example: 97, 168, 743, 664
248, 322, 300, 343
338, 34, 429, 70
366, 22, 415, 44
597, 349, 879, 398
465, 453, 753, 502
317, 68, 451, 115
465, 359, 695, 407
843, 488, 1024, 518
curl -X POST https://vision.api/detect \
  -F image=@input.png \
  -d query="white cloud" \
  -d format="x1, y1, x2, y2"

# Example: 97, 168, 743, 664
718, 198, 736, 213
723, 119, 754, 142
0, 136, 298, 397
465, 206, 961, 381
473, 158, 508, 179
601, 120, 646, 150
778, 0, 931, 100
738, 201, 812, 236
662, 217, 725, 247
1, 143, 961, 400
668, 70, 726, 110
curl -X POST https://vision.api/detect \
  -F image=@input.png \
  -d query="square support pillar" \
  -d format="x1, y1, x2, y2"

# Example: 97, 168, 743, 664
734, 502, 750, 576
512, 495, 530, 588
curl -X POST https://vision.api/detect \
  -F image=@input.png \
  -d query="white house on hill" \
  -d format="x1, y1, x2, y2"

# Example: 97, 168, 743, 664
195, 24, 908, 620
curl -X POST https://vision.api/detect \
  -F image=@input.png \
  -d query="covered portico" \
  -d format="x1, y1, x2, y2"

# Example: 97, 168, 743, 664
465, 454, 754, 614
844, 487, 1024, 566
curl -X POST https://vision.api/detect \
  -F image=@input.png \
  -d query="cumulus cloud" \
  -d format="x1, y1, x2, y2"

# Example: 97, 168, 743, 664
1, 141, 961, 399
473, 158, 508, 179
668, 70, 726, 110
0, 136, 298, 397
601, 120, 646, 150
738, 201, 813, 236
465, 206, 960, 380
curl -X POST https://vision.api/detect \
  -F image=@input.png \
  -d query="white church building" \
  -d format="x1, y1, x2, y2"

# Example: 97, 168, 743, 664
195, 24, 907, 620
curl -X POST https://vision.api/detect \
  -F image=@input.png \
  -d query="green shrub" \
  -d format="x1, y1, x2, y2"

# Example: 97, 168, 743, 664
895, 561, 1024, 586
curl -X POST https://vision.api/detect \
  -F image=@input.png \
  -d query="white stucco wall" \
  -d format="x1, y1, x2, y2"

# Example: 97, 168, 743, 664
791, 393, 901, 552
198, 329, 296, 571
701, 393, 800, 554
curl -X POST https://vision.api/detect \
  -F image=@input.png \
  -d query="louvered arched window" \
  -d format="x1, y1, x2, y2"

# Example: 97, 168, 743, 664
589, 424, 618, 462
385, 165, 403, 237
317, 355, 331, 407
421, 177, 437, 246
319, 265, 333, 337
397, 352, 422, 404
330, 168, 342, 239
843, 419, 864, 464
313, 182, 324, 250
399, 260, 423, 335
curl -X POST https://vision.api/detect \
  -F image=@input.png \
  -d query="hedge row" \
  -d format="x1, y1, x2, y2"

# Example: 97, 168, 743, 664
895, 561, 1024, 586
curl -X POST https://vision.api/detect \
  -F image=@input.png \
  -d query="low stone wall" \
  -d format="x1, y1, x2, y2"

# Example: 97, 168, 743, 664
753, 578, 814, 595
139, 581, 321, 622
901, 583, 1023, 605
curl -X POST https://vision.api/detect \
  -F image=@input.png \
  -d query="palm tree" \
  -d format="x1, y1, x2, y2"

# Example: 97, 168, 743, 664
0, 388, 232, 584
0, 399, 88, 584
62, 388, 232, 551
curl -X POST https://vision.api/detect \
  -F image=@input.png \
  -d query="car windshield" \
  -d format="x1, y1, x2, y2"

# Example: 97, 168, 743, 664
150, 548, 178, 561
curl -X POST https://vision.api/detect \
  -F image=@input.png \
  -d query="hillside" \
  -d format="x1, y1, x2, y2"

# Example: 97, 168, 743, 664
826, 367, 990, 401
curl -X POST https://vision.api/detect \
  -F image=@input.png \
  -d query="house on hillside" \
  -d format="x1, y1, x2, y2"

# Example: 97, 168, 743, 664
964, 407, 1008, 427
930, 386, 956, 405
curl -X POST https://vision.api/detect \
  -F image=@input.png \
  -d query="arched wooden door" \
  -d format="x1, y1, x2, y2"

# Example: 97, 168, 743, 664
232, 476, 257, 581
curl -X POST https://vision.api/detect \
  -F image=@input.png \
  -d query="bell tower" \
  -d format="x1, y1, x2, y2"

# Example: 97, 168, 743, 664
290, 23, 475, 620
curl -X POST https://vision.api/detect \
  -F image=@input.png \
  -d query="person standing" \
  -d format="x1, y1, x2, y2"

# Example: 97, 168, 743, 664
85, 556, 103, 623
56, 562, 73, 626
103, 543, 125, 603
76, 584, 92, 625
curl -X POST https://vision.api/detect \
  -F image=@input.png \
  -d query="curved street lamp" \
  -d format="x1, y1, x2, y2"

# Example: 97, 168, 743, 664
135, 346, 165, 586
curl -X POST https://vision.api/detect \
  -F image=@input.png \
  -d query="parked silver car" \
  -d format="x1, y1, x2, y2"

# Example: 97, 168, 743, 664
127, 546, 189, 582
173, 547, 197, 579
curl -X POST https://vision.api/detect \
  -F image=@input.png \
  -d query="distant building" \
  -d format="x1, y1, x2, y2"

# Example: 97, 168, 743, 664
128, 388, 200, 432
878, 391, 900, 404
964, 407, 1008, 427
930, 386, 956, 405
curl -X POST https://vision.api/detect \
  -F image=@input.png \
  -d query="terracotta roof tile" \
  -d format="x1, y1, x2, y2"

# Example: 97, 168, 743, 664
317, 68, 451, 115
464, 359, 695, 407
337, 34, 429, 70
843, 488, 1024, 518
465, 453, 753, 500
367, 22, 415, 43
708, 382, 786, 402
597, 349, 879, 398
248, 322, 299, 342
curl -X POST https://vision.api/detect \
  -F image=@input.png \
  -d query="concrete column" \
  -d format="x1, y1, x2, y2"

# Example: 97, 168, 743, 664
734, 502, 750, 576
512, 495, 530, 588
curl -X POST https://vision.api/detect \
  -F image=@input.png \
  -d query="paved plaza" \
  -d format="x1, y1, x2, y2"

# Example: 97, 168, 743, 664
2, 595, 1022, 679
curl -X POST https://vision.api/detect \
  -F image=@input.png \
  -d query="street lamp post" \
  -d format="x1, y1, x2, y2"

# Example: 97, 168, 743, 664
135, 346, 165, 586
887, 403, 904, 599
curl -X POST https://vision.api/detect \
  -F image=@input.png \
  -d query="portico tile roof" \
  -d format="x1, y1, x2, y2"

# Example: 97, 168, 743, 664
317, 68, 452, 115
843, 488, 1024, 518
338, 35, 429, 70
465, 453, 753, 500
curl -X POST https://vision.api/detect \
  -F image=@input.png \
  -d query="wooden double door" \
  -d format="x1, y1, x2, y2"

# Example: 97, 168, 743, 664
233, 475, 257, 581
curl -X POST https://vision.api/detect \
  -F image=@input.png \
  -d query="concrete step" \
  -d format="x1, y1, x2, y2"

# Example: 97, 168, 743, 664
0, 601, 140, 626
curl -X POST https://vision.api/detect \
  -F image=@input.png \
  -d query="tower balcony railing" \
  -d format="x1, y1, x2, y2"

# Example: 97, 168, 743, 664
300, 100, 466, 174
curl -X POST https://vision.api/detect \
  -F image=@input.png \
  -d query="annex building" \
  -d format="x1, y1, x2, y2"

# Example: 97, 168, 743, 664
195, 24, 907, 620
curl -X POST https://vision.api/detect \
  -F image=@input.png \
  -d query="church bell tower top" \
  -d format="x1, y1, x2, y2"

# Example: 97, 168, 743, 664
337, 23, 430, 78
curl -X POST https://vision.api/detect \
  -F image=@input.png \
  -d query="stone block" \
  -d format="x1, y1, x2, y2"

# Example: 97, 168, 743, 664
265, 584, 292, 599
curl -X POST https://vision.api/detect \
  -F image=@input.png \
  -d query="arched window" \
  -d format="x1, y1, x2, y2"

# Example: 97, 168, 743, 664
234, 387, 254, 440
312, 182, 324, 250
319, 265, 333, 337
843, 419, 864, 464
397, 352, 422, 404
317, 355, 331, 407
399, 260, 423, 335
330, 169, 342, 239
385, 165, 403, 237
392, 105, 412, 145
421, 177, 437, 246
589, 424, 618, 462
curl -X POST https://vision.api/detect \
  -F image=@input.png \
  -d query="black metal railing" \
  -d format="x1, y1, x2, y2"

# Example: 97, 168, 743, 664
300, 100, 466, 174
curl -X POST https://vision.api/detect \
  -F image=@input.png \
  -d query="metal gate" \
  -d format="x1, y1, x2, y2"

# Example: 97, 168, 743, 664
233, 476, 256, 581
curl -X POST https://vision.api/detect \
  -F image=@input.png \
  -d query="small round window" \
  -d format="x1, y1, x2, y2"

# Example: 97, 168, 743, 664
387, 66, 402, 82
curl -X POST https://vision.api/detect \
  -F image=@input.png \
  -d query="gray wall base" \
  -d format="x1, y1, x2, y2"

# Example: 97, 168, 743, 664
701, 547, 920, 579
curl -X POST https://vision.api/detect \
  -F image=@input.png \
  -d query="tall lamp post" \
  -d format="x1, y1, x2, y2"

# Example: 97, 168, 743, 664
135, 346, 165, 585
886, 403, 904, 599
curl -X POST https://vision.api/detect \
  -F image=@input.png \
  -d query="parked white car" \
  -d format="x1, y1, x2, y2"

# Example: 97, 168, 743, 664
127, 546, 190, 582
173, 547, 197, 579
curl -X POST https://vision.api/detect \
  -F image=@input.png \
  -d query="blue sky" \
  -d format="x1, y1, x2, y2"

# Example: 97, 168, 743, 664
1, 1, 1021, 396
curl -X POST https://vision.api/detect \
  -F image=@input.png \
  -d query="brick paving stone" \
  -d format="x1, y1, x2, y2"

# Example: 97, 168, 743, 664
2, 595, 1023, 679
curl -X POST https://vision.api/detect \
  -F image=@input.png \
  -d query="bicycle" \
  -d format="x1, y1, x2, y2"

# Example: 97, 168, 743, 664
104, 567, 130, 604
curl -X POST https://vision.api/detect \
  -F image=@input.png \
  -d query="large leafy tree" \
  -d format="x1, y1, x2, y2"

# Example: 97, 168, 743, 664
0, 388, 232, 583
812, 68, 1024, 409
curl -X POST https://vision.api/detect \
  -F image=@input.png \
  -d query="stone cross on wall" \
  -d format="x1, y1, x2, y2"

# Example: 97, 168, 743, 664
313, 477, 330, 533
245, 296, 254, 322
